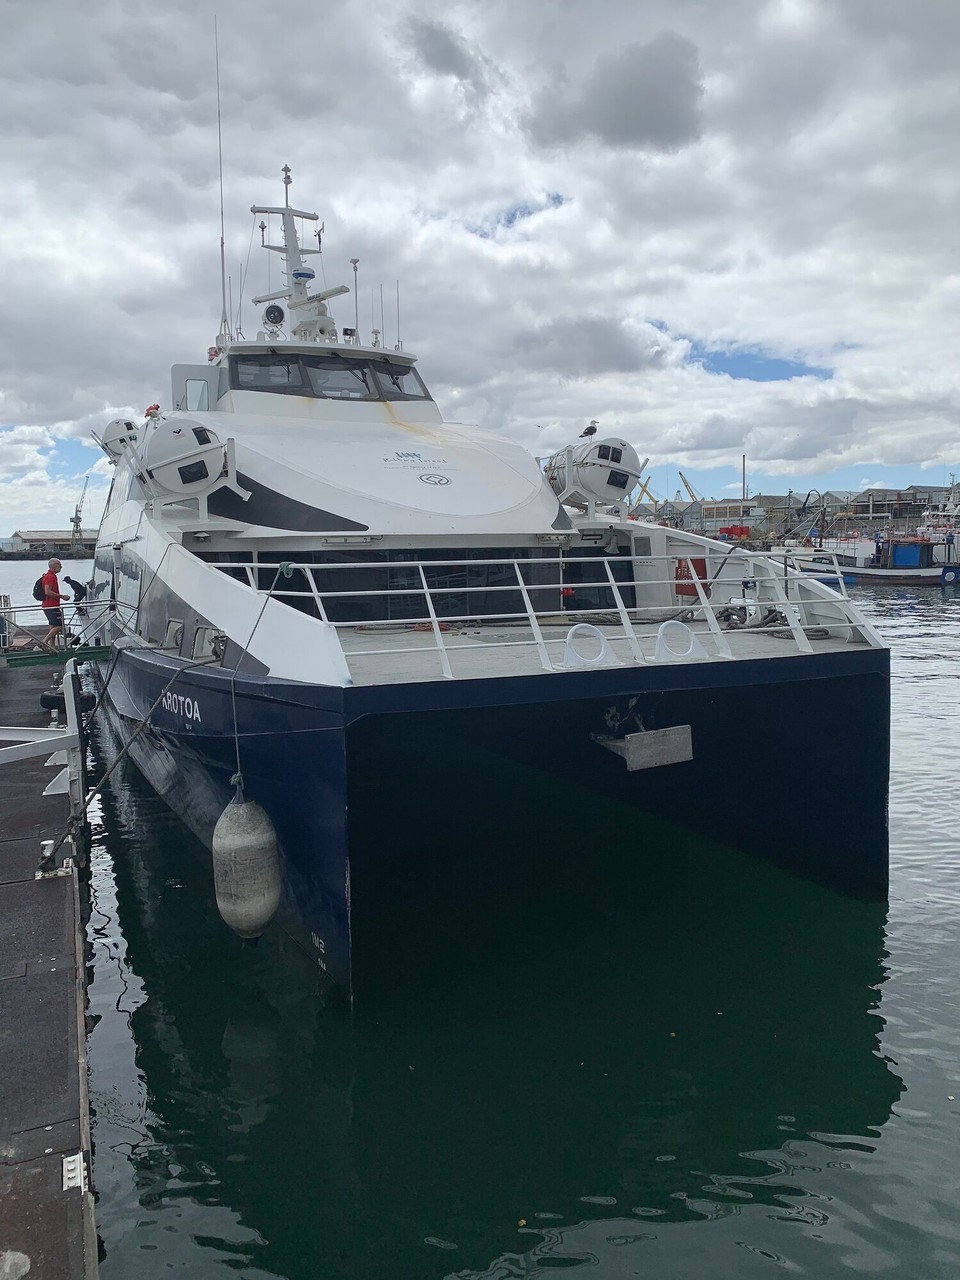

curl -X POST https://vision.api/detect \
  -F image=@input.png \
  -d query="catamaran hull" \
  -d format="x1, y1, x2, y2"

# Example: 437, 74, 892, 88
94, 645, 890, 1002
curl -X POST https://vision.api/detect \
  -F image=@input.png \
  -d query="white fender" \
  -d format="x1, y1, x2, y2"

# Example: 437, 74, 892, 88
212, 796, 281, 939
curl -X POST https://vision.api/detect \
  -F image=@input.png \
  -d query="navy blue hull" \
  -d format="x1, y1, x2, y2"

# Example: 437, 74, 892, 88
97, 645, 890, 1001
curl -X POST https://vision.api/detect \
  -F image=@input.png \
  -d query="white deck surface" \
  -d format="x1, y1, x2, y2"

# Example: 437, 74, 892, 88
334, 616, 872, 686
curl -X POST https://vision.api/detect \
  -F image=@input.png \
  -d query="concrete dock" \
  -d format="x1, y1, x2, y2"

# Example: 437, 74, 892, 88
1, 662, 98, 1278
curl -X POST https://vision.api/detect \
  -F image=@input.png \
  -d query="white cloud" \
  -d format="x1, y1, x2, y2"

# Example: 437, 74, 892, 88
525, 32, 704, 151
1, 0, 959, 533
0, 426, 55, 480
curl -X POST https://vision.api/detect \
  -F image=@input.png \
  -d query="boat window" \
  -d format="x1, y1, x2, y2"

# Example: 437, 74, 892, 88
371, 360, 431, 401
234, 356, 305, 392
562, 545, 636, 611
183, 379, 210, 411
254, 547, 559, 623
303, 355, 375, 400
228, 353, 433, 402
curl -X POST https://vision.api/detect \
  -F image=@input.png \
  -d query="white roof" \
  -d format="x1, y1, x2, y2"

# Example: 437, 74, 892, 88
12, 529, 98, 539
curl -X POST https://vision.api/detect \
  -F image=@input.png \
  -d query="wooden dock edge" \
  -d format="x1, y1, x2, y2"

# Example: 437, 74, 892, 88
1, 662, 99, 1279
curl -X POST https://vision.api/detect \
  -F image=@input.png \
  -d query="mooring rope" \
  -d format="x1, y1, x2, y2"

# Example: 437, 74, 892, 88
45, 654, 218, 862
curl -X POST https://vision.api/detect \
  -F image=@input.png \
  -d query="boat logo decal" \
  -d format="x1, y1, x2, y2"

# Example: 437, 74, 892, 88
382, 451, 453, 472
161, 691, 202, 722
418, 473, 452, 485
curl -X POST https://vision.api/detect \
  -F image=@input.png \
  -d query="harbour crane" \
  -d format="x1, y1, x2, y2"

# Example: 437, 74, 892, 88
677, 470, 703, 503
70, 477, 89, 549
629, 469, 660, 519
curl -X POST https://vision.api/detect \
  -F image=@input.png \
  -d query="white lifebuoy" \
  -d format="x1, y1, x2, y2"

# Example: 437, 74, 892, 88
941, 566, 959, 585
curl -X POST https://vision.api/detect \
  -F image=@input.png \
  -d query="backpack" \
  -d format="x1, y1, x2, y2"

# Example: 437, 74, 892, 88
32, 576, 46, 602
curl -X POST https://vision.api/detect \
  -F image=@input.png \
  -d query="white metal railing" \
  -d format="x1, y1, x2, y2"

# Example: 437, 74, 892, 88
0, 598, 91, 653
196, 548, 872, 680
0, 658, 85, 827
763, 548, 851, 599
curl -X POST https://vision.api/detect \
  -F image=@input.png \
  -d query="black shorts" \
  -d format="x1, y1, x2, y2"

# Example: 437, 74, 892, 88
43, 607, 63, 625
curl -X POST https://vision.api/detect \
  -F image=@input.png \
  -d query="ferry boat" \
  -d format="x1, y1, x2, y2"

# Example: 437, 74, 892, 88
83, 168, 891, 1000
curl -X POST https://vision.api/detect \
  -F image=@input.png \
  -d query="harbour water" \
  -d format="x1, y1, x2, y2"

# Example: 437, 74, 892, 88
2, 561, 958, 1278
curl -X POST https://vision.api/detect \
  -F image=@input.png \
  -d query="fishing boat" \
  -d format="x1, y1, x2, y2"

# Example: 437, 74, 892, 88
774, 495, 960, 588
83, 167, 891, 1000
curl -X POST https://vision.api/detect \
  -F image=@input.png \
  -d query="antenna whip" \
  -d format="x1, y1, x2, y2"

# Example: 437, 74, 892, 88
215, 17, 230, 343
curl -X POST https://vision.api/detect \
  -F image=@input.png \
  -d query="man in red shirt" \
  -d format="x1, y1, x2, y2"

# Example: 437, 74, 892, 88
40, 557, 69, 651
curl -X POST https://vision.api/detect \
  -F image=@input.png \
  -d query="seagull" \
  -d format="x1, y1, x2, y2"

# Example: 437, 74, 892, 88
580, 420, 598, 438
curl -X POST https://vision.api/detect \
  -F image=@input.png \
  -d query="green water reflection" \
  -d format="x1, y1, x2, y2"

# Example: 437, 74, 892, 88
87, 734, 904, 1280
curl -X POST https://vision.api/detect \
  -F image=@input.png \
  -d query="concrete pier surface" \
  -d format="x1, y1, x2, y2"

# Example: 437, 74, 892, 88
1, 663, 98, 1278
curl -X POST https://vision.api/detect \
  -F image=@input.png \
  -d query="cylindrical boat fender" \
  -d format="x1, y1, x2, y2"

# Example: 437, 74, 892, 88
40, 688, 97, 713
940, 566, 959, 585
211, 794, 281, 939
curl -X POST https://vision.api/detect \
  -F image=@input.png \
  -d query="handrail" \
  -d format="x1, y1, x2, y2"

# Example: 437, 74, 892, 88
195, 551, 858, 616
763, 548, 850, 598
417, 561, 453, 679
512, 560, 553, 672
678, 555, 733, 659
601, 557, 646, 663
179, 546, 875, 683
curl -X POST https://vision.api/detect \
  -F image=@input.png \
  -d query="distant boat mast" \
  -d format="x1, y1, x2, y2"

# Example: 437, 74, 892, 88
215, 17, 231, 346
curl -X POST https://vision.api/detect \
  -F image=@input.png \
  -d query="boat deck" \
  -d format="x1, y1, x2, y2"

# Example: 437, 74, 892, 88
335, 614, 871, 686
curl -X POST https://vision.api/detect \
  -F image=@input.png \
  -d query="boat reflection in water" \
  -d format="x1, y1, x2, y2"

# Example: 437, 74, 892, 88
89, 738, 903, 1280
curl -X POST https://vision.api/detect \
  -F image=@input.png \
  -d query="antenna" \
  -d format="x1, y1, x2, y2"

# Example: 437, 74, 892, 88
396, 279, 401, 351
215, 17, 230, 345
350, 259, 360, 340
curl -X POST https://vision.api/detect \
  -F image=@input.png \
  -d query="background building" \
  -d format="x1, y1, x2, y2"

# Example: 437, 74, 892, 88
7, 529, 98, 557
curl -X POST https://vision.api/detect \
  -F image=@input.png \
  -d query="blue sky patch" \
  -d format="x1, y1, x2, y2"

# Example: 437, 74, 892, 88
50, 438, 98, 479
467, 192, 566, 238
690, 342, 832, 382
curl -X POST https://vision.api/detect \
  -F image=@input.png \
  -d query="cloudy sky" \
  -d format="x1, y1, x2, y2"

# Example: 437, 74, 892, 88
2, 0, 959, 534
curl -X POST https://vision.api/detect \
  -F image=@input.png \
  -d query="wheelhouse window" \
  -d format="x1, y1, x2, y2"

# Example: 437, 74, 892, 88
229, 352, 432, 402
371, 360, 429, 400
304, 357, 373, 400
234, 356, 305, 392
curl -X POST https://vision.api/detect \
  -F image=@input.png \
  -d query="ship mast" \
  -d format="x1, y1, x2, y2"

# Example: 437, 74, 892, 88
250, 166, 349, 342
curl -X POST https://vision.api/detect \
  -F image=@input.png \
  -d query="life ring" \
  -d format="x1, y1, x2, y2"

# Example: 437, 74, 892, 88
940, 566, 960, 585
